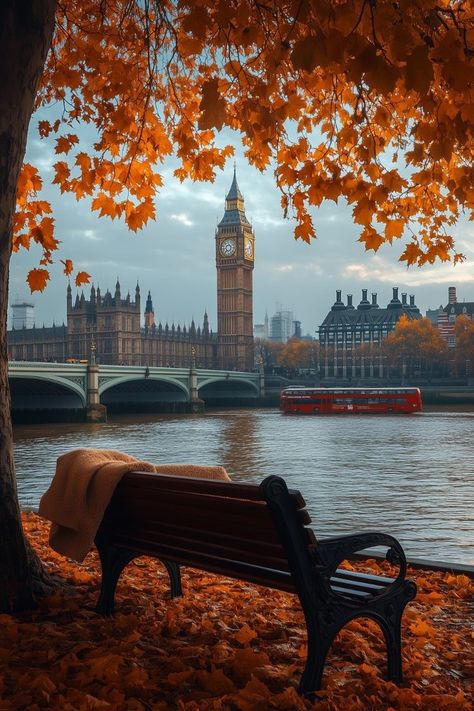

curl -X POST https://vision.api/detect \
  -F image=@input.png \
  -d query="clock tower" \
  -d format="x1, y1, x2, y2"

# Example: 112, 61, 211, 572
216, 167, 255, 371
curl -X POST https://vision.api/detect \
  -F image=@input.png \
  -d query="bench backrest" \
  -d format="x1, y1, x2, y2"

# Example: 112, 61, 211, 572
97, 471, 317, 592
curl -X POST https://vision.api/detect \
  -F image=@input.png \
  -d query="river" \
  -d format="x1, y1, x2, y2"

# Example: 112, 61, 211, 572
13, 407, 474, 565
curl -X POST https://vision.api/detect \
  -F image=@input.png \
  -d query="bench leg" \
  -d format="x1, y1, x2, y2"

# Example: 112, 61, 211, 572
161, 559, 182, 598
375, 605, 406, 685
298, 612, 336, 697
95, 543, 137, 616
377, 581, 416, 684
300, 637, 333, 697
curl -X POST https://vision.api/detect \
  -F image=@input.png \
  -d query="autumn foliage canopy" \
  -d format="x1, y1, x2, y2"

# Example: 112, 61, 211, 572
383, 315, 449, 371
14, 0, 474, 291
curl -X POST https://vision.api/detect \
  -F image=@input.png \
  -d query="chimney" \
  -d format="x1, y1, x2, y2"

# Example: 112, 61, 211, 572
347, 294, 353, 308
410, 295, 415, 307
362, 289, 368, 301
402, 293, 407, 305
332, 289, 345, 311
448, 286, 457, 304
372, 292, 378, 307
393, 287, 399, 300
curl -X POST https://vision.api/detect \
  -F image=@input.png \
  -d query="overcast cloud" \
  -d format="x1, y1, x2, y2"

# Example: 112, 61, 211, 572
8, 119, 474, 336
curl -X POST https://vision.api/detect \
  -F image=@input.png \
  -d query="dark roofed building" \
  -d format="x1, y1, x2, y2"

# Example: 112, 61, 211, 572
319, 288, 421, 379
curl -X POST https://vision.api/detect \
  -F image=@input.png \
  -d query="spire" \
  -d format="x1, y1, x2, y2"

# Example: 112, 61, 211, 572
145, 291, 154, 313
219, 165, 250, 227
226, 163, 244, 202
144, 290, 155, 328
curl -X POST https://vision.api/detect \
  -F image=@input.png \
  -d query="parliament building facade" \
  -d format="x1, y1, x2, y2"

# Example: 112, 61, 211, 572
8, 170, 255, 372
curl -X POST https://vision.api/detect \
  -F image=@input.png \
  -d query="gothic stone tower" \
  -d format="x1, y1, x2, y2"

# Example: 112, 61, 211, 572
67, 280, 142, 365
216, 168, 255, 371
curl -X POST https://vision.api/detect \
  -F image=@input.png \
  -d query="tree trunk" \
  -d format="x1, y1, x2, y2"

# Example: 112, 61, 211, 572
0, 1, 57, 612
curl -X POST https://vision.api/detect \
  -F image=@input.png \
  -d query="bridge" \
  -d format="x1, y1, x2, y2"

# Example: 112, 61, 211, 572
8, 361, 264, 422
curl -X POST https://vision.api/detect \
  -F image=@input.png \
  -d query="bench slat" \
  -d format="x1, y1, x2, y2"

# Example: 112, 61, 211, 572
107, 527, 293, 572
330, 576, 386, 595
104, 493, 314, 543
101, 518, 297, 563
335, 569, 395, 585
330, 584, 372, 599
113, 489, 312, 526
106, 537, 297, 592
103, 501, 284, 544
121, 471, 307, 508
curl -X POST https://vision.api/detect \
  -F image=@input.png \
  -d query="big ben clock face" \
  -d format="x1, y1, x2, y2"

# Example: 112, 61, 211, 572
244, 238, 254, 260
220, 238, 236, 257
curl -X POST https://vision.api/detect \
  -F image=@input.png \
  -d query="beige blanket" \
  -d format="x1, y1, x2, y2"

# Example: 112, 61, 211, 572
38, 448, 230, 563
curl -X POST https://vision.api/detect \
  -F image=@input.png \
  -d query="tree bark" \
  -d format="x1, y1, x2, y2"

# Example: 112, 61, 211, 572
0, 1, 57, 612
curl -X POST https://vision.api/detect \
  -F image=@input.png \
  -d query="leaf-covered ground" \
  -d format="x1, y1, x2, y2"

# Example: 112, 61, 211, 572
1, 513, 472, 710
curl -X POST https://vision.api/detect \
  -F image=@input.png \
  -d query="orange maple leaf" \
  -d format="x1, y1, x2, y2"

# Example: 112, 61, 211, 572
359, 226, 384, 252
61, 259, 74, 276
405, 45, 434, 95
198, 78, 227, 131
385, 219, 405, 240
91, 193, 118, 219
75, 271, 90, 286
27, 268, 50, 292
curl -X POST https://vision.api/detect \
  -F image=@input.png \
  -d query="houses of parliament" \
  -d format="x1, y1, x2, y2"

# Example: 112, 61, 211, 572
8, 170, 256, 372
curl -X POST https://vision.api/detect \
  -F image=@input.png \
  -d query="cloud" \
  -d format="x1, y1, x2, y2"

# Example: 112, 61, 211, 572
344, 255, 474, 288
159, 172, 222, 208
274, 264, 294, 273
71, 229, 102, 241
251, 210, 285, 228
170, 213, 194, 227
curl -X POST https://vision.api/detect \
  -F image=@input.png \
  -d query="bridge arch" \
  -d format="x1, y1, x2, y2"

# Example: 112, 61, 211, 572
9, 374, 86, 421
100, 375, 189, 413
198, 377, 259, 406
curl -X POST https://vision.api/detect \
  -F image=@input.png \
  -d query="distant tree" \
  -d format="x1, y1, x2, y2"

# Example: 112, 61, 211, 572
277, 338, 318, 372
383, 316, 448, 379
454, 315, 474, 378
2, 0, 474, 611
255, 339, 285, 372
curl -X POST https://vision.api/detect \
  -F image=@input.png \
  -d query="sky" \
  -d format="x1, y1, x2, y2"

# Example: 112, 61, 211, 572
9, 121, 474, 336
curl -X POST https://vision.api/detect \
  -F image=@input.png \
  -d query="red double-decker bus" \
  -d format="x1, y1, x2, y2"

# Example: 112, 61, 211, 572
280, 387, 422, 415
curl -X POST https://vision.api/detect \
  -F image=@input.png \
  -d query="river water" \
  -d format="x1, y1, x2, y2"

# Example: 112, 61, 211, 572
13, 408, 474, 565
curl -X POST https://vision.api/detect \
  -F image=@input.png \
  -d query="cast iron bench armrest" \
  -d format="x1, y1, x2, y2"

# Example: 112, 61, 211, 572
315, 531, 407, 584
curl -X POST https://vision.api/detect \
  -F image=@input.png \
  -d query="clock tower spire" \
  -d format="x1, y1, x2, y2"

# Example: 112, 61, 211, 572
216, 167, 255, 371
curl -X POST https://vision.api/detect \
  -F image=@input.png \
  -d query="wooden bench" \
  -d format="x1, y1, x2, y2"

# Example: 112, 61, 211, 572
94, 472, 417, 697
